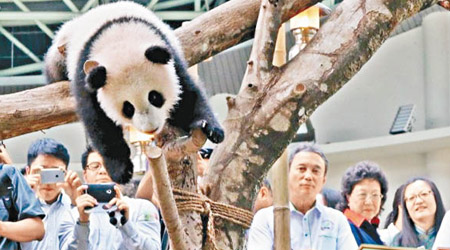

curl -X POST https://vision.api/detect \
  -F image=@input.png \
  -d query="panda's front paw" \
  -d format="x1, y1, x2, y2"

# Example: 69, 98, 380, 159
199, 120, 225, 144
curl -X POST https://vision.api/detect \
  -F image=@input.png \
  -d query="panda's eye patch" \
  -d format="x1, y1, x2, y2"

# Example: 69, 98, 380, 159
148, 90, 165, 108
122, 101, 135, 119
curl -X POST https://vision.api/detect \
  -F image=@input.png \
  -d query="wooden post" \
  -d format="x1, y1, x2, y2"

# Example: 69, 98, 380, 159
144, 145, 188, 250
272, 23, 291, 250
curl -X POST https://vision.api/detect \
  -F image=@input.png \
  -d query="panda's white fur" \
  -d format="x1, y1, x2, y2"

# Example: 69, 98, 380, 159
46, 1, 181, 133
44, 1, 225, 183
92, 22, 181, 133
47, 1, 182, 81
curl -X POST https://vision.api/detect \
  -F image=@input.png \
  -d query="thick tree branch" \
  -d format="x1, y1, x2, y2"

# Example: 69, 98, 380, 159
154, 127, 207, 249
176, 0, 319, 66
144, 129, 206, 250
0, 0, 318, 140
239, 0, 284, 95
0, 81, 77, 139
145, 145, 189, 250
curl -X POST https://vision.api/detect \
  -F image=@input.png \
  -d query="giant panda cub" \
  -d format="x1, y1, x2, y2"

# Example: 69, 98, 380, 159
44, 1, 224, 184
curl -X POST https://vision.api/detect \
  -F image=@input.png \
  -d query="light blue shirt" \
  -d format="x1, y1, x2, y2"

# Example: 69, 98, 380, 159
21, 192, 75, 250
433, 210, 450, 250
247, 201, 358, 250
67, 196, 161, 250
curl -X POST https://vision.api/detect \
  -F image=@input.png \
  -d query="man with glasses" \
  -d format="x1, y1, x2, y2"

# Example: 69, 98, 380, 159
247, 143, 358, 250
68, 146, 160, 250
22, 138, 81, 250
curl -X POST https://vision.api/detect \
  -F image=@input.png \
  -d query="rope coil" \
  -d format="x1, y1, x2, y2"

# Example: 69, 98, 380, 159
172, 188, 254, 249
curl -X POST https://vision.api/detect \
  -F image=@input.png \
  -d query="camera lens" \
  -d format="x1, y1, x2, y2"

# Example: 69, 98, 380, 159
56, 175, 59, 177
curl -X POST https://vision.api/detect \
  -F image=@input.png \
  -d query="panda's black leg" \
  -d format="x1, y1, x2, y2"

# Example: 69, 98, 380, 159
183, 92, 225, 143
170, 57, 225, 144
190, 119, 225, 143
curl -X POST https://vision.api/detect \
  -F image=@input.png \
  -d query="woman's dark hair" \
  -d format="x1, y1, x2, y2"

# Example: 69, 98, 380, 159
337, 161, 388, 213
322, 187, 342, 209
384, 184, 405, 228
395, 177, 445, 247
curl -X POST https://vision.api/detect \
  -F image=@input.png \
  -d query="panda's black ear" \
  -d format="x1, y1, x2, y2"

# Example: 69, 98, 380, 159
145, 46, 171, 64
84, 60, 106, 92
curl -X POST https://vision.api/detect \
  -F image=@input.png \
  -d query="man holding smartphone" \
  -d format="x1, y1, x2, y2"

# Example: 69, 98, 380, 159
68, 146, 160, 250
22, 138, 82, 250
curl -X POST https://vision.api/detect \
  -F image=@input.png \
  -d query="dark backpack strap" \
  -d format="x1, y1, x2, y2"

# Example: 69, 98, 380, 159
0, 167, 18, 222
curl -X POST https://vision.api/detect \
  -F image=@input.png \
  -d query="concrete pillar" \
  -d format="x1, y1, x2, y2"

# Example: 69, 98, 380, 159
423, 12, 450, 129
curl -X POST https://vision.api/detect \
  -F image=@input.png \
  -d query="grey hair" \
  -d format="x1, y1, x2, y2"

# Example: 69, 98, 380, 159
288, 142, 328, 173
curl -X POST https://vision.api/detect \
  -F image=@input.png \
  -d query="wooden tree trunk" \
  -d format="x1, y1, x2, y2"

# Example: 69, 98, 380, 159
149, 127, 207, 250
145, 128, 207, 250
202, 0, 439, 249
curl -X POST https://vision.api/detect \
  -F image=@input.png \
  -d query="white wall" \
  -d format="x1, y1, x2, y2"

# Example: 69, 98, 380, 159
311, 26, 427, 143
312, 12, 450, 143
310, 12, 450, 223
3, 122, 87, 172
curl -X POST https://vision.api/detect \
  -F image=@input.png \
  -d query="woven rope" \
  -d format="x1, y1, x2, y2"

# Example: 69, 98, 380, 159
172, 188, 254, 250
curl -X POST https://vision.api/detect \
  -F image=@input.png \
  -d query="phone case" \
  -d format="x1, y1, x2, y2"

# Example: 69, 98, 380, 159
40, 169, 65, 184
87, 183, 116, 203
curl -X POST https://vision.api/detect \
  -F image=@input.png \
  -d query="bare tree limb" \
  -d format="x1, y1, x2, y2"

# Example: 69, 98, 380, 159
162, 129, 206, 159
151, 127, 208, 249
0, 81, 77, 139
176, 0, 319, 66
239, 0, 284, 95
145, 145, 189, 250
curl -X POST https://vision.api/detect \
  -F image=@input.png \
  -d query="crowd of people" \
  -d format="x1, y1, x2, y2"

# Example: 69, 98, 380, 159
247, 143, 450, 250
0, 138, 161, 250
1, 138, 450, 250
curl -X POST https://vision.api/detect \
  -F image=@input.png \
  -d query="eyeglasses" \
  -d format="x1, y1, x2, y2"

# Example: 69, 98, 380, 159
404, 190, 432, 204
355, 193, 383, 201
86, 162, 104, 172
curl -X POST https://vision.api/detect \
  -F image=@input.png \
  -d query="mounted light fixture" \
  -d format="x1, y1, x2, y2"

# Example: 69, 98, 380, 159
125, 126, 155, 174
288, 3, 331, 60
